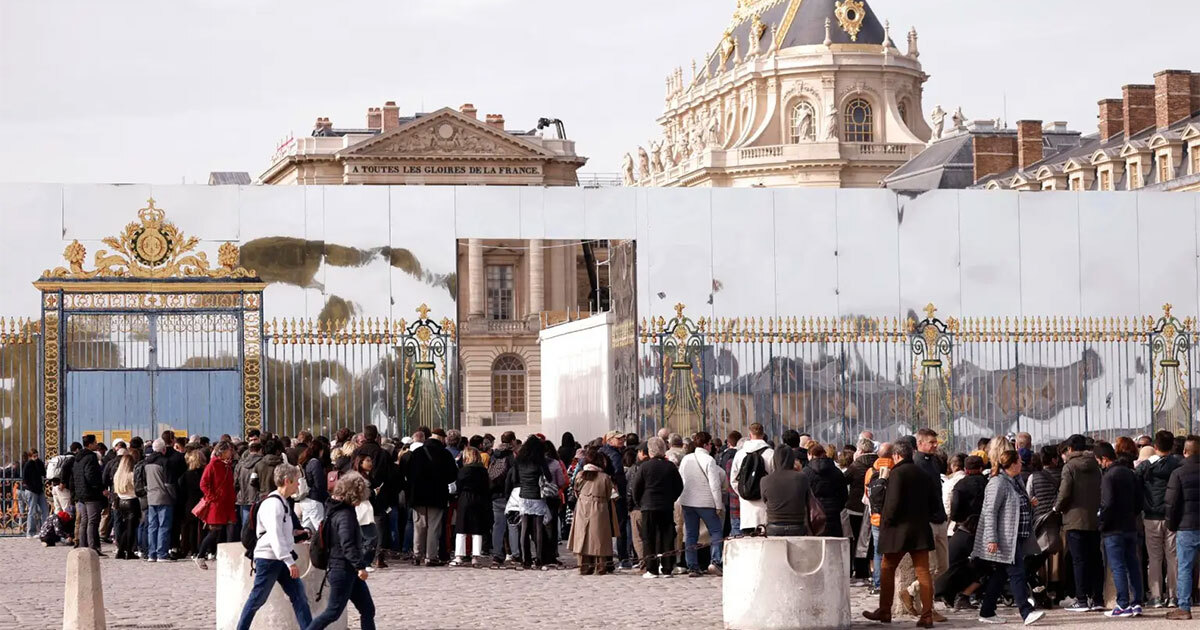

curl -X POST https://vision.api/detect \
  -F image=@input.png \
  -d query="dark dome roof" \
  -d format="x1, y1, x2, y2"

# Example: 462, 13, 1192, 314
707, 0, 887, 75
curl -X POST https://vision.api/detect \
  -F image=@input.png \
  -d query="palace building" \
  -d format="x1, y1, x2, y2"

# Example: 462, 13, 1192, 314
626, 0, 931, 188
258, 100, 615, 438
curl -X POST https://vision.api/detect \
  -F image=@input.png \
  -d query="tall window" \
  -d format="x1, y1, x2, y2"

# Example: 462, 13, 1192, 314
789, 101, 815, 143
491, 354, 526, 424
1158, 153, 1171, 182
486, 264, 514, 320
1100, 169, 1112, 191
844, 98, 873, 142
1128, 161, 1141, 190
1193, 150, 1200, 175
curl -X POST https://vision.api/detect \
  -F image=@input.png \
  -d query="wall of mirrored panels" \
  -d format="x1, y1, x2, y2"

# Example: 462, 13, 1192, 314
0, 184, 1197, 453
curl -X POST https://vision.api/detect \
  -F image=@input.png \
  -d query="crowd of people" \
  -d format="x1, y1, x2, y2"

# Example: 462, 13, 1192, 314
14, 422, 1200, 628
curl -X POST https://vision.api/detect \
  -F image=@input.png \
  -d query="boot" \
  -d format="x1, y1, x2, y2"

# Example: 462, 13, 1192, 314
861, 609, 892, 623
899, 591, 919, 617
578, 555, 592, 575
594, 557, 609, 575
929, 610, 946, 623
915, 611, 934, 628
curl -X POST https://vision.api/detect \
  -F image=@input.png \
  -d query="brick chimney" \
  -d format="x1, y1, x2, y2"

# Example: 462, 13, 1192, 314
1017, 120, 1043, 170
485, 114, 505, 130
313, 117, 333, 133
366, 107, 382, 130
1098, 99, 1124, 140
381, 101, 401, 132
460, 103, 477, 120
1191, 72, 1200, 115
1154, 69, 1193, 129
972, 134, 1018, 183
1122, 84, 1156, 137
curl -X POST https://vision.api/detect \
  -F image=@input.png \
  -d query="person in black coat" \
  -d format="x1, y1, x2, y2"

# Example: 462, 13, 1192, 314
1164, 436, 1199, 620
352, 425, 398, 568
1137, 431, 1182, 607
452, 447, 492, 566
505, 435, 552, 569
72, 435, 105, 553
402, 436, 457, 566
803, 443, 848, 537
760, 445, 812, 536
863, 440, 943, 627
935, 455, 988, 608
1096, 441, 1145, 614
629, 437, 683, 576
308, 472, 375, 630
21, 449, 47, 537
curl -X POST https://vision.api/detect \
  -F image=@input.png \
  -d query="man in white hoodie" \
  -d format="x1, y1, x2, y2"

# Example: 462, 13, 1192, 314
235, 462, 312, 630
730, 423, 775, 535
678, 431, 728, 576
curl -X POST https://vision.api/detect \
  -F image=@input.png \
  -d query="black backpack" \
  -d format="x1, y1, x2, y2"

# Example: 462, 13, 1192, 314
487, 451, 510, 494
310, 518, 331, 571
240, 494, 288, 558
867, 469, 888, 516
735, 446, 770, 501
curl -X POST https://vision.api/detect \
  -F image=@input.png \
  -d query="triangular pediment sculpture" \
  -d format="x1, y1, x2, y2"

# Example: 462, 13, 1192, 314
339, 108, 552, 160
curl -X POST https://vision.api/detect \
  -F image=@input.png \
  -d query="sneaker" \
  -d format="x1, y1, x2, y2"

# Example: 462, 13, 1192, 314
660, 572, 673, 578
1168, 597, 1178, 608
1128, 605, 1142, 617
149, 558, 159, 563
1023, 610, 1045, 626
707, 564, 722, 576
449, 557, 465, 567
1088, 603, 1107, 612
977, 615, 1007, 624
642, 571, 658, 579
1145, 598, 1162, 609
193, 557, 208, 570
365, 566, 376, 573
954, 595, 976, 611
1164, 609, 1192, 620
688, 570, 704, 578
1064, 599, 1091, 613
1103, 607, 1133, 618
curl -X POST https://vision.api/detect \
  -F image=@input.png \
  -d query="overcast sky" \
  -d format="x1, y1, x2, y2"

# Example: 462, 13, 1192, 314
0, 0, 1195, 184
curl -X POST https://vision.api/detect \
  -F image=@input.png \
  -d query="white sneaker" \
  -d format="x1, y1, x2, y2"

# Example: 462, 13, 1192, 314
365, 566, 376, 573
1023, 610, 1045, 626
977, 615, 1007, 624
642, 571, 658, 579
193, 557, 208, 570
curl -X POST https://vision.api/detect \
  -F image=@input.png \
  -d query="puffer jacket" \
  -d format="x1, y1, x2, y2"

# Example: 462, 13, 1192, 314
71, 449, 104, 503
143, 451, 177, 507
804, 456, 849, 535
1025, 468, 1059, 522
323, 500, 366, 571
678, 449, 725, 509
1099, 460, 1141, 534
1137, 453, 1182, 520
973, 472, 1029, 565
234, 452, 263, 506
844, 453, 877, 514
1054, 450, 1102, 531
1165, 453, 1199, 532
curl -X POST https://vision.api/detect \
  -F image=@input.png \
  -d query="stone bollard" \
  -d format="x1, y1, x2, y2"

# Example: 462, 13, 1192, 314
723, 536, 851, 630
214, 542, 347, 630
62, 548, 106, 630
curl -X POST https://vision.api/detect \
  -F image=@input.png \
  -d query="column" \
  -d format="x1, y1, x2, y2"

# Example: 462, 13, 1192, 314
468, 238, 484, 320
529, 238, 545, 316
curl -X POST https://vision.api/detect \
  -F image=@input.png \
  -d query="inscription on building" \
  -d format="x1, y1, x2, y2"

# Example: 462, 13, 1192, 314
348, 164, 543, 176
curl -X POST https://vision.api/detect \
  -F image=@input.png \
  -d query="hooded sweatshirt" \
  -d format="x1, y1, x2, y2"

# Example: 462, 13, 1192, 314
759, 446, 811, 529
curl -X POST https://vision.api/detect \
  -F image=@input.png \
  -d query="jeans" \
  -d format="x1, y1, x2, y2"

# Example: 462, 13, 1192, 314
1176, 529, 1199, 612
21, 490, 45, 537
979, 560, 1034, 620
872, 525, 882, 588
238, 505, 252, 534
412, 506, 444, 562
490, 497, 519, 560
147, 504, 173, 560
76, 500, 103, 551
306, 563, 373, 630
236, 558, 312, 630
1104, 531, 1144, 608
1143, 518, 1177, 600
138, 510, 149, 556
682, 505, 724, 570
1066, 529, 1104, 604
388, 506, 402, 551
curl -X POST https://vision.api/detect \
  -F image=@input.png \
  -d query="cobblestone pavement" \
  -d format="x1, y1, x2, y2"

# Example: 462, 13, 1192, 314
0, 538, 1186, 629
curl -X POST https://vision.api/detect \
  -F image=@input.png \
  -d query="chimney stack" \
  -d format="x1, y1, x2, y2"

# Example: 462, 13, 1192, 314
1122, 84, 1156, 138
460, 103, 477, 119
1098, 99, 1124, 140
1154, 69, 1192, 129
366, 107, 382, 130
1191, 72, 1200, 115
972, 134, 1018, 183
1017, 120, 1043, 171
485, 114, 505, 130
382, 101, 401, 132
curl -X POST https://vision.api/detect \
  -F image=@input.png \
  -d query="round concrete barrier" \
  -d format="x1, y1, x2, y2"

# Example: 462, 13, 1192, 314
214, 542, 347, 630
723, 536, 851, 630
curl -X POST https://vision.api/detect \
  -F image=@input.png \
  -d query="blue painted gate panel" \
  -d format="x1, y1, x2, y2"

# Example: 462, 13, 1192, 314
65, 372, 153, 443
152, 371, 241, 440
64, 371, 240, 444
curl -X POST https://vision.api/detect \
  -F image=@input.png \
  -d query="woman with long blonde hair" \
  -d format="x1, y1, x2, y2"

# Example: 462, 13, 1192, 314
986, 436, 1013, 476
112, 450, 141, 559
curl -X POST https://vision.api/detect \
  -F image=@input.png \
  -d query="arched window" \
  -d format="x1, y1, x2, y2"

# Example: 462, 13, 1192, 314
789, 101, 816, 143
844, 98, 873, 143
491, 354, 526, 425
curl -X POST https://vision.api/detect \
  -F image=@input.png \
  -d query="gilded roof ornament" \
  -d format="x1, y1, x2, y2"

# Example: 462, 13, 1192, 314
834, 0, 866, 42
44, 198, 256, 280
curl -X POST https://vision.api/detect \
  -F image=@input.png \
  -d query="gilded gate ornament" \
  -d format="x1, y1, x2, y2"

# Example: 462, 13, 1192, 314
834, 0, 866, 41
44, 198, 255, 279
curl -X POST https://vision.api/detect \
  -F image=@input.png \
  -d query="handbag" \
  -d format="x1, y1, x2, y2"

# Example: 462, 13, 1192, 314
1031, 510, 1062, 555
190, 497, 208, 520
807, 491, 827, 536
539, 474, 559, 500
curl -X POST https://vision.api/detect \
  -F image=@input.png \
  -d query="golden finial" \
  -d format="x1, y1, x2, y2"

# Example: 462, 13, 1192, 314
923, 302, 936, 320
1163, 303, 1173, 319
416, 303, 431, 320
674, 303, 686, 320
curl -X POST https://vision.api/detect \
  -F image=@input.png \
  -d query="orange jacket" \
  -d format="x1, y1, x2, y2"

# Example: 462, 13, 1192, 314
864, 456, 894, 527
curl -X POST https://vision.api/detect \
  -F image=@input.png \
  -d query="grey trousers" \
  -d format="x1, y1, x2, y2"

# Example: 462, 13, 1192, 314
412, 506, 444, 562
76, 501, 103, 551
1145, 518, 1178, 600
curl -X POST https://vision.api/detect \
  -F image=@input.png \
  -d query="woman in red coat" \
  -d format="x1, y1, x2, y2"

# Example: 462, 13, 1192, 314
194, 441, 237, 570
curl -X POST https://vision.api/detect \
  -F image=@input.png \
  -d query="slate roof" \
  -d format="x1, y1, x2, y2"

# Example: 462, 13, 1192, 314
207, 172, 251, 185
881, 132, 976, 191
707, 0, 887, 75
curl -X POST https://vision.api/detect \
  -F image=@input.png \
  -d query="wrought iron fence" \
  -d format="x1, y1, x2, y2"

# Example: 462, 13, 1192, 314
638, 303, 1196, 454
0, 318, 41, 536
261, 305, 457, 439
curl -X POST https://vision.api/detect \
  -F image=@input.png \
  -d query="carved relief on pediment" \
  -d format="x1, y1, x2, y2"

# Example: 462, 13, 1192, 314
358, 120, 533, 158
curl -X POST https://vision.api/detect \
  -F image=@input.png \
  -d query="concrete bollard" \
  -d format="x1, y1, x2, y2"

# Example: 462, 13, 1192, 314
62, 548, 106, 630
723, 536, 851, 630
214, 542, 346, 630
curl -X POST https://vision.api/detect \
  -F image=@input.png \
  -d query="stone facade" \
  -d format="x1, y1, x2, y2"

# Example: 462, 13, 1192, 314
627, 0, 930, 189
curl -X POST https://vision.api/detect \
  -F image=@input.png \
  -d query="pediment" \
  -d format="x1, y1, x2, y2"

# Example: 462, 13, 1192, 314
1090, 149, 1117, 164
1062, 158, 1088, 172
338, 108, 553, 160
1119, 141, 1149, 158
1181, 124, 1200, 142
